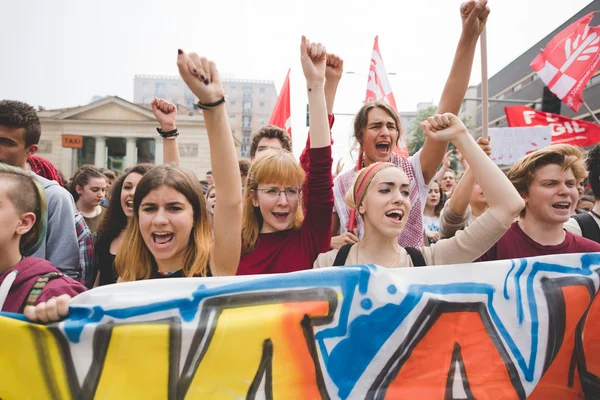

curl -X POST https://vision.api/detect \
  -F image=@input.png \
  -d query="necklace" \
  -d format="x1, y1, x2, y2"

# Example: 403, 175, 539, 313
355, 241, 401, 268
157, 267, 183, 276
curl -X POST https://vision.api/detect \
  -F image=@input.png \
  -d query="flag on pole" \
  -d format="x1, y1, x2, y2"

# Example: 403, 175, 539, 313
269, 69, 292, 138
505, 105, 600, 147
530, 11, 600, 112
365, 36, 407, 157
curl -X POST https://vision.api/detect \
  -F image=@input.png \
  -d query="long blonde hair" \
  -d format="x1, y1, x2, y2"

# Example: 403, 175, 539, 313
242, 150, 305, 253
115, 165, 212, 280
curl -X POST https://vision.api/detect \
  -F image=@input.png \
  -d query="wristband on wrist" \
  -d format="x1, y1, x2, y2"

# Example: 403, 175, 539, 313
157, 127, 179, 140
197, 96, 226, 110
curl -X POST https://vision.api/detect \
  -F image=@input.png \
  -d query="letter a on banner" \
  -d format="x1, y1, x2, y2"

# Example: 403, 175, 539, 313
530, 11, 600, 112
269, 69, 292, 139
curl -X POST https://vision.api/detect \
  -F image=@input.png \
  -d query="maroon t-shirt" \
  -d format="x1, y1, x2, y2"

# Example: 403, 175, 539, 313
478, 221, 600, 262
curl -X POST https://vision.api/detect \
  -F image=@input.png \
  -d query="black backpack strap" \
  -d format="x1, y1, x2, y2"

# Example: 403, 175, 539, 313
405, 247, 427, 267
571, 213, 600, 243
333, 244, 354, 266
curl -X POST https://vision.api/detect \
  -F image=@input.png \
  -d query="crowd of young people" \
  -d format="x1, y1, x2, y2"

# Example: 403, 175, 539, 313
1, 1, 600, 324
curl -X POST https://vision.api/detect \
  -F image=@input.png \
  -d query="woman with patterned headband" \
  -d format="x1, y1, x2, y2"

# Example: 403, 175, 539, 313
314, 114, 524, 268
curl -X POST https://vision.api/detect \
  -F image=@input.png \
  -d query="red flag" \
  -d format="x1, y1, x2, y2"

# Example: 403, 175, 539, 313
269, 69, 292, 138
505, 106, 600, 147
530, 12, 600, 112
365, 36, 408, 157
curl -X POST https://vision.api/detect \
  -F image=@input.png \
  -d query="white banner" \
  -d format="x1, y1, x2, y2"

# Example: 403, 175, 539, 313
1, 253, 599, 399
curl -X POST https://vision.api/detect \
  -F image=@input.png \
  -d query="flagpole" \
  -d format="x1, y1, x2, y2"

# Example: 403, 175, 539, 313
480, 27, 489, 139
582, 100, 600, 125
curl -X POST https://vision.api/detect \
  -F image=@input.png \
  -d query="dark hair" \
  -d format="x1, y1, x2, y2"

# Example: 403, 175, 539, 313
93, 164, 154, 283
586, 144, 600, 200
249, 125, 292, 159
352, 101, 402, 149
431, 181, 447, 217
69, 165, 105, 202
0, 100, 41, 147
206, 170, 212, 175
238, 158, 251, 178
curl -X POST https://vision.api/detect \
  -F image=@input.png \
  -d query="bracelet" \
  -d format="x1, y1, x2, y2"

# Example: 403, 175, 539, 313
197, 97, 226, 110
156, 127, 179, 139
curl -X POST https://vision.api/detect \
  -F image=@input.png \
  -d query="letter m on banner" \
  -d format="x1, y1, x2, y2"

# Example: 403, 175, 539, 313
365, 36, 408, 156
530, 11, 600, 112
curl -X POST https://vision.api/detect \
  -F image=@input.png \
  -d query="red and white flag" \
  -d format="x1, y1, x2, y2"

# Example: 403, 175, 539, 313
530, 11, 600, 112
505, 105, 600, 147
269, 69, 292, 139
365, 36, 408, 157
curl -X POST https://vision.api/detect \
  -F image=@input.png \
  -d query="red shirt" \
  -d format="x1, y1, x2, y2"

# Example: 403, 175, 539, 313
237, 146, 333, 275
478, 221, 600, 262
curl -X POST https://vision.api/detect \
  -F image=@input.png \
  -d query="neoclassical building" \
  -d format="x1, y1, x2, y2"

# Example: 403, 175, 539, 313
37, 96, 230, 179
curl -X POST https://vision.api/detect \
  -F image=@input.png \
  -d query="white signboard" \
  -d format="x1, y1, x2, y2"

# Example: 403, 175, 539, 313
489, 126, 552, 166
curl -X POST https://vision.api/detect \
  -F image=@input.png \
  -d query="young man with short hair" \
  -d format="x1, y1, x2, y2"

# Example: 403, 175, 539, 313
0, 100, 80, 279
479, 144, 600, 261
249, 125, 292, 161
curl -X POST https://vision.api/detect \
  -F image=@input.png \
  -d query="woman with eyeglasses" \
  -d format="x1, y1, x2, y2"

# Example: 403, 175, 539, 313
237, 37, 333, 275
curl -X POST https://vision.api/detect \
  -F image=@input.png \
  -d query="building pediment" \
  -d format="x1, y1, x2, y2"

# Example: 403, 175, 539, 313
53, 96, 155, 122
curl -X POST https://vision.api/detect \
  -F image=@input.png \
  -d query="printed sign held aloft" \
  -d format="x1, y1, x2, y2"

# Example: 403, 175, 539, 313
489, 126, 552, 166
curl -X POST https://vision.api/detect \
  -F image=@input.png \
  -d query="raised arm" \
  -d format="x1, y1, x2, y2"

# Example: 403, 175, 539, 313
301, 36, 329, 148
151, 98, 180, 166
420, 0, 490, 183
177, 50, 242, 276
325, 53, 343, 115
445, 136, 491, 217
422, 114, 524, 226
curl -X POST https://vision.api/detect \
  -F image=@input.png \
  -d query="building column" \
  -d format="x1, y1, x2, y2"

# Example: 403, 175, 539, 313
94, 137, 106, 168
155, 137, 163, 165
125, 137, 137, 168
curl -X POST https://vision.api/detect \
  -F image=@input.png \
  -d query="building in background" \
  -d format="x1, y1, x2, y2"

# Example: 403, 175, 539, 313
134, 75, 278, 157
37, 96, 218, 179
470, 0, 600, 134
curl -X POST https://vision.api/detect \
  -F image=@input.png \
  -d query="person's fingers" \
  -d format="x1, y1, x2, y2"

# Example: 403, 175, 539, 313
301, 36, 308, 59
200, 57, 210, 84
44, 297, 60, 322
176, 49, 189, 77
311, 42, 318, 59
34, 302, 49, 323
440, 114, 451, 126
421, 121, 433, 137
188, 53, 205, 80
427, 116, 441, 131
445, 150, 453, 158
23, 305, 37, 321
460, 0, 476, 17
209, 61, 221, 87
56, 294, 71, 318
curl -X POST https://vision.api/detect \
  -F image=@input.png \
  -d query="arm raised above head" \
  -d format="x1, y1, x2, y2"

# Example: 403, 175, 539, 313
177, 50, 242, 276
420, 0, 490, 183
422, 114, 524, 227
152, 98, 180, 166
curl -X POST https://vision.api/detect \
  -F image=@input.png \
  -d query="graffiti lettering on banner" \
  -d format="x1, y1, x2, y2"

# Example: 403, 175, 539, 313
0, 253, 599, 399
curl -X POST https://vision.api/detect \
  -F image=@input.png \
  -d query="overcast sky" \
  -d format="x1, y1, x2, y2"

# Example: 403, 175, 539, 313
1, 0, 594, 161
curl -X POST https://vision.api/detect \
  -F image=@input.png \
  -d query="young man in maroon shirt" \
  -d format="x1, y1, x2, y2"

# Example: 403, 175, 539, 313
479, 144, 600, 262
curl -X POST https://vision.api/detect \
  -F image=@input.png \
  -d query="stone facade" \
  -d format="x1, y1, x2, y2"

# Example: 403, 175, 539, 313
37, 96, 222, 179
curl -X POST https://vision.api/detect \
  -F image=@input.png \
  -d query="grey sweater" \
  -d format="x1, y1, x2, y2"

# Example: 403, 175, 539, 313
31, 174, 80, 279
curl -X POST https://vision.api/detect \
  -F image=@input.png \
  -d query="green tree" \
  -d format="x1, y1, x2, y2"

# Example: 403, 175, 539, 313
407, 106, 437, 155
